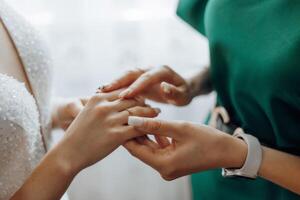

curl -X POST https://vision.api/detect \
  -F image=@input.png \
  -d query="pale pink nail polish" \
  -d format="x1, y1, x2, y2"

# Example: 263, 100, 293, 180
128, 116, 144, 126
154, 108, 161, 114
161, 82, 171, 94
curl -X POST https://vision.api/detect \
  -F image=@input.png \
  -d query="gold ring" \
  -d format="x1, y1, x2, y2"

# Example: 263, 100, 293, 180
126, 109, 132, 116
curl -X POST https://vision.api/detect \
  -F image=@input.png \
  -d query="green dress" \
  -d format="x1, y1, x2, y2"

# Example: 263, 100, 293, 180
177, 0, 300, 199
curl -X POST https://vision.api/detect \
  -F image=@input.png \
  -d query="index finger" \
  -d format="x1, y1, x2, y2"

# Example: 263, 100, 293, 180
88, 89, 126, 106
101, 68, 146, 92
128, 117, 182, 139
119, 66, 184, 99
118, 69, 162, 99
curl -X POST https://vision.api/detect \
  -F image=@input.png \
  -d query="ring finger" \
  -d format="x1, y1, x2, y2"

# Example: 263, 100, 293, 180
116, 106, 161, 124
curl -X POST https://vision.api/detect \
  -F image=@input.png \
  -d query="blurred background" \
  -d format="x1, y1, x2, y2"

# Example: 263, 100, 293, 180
8, 0, 214, 199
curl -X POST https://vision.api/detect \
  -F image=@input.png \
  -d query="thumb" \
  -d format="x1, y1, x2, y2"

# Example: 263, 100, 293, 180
60, 100, 84, 120
70, 100, 84, 117
160, 82, 186, 105
128, 116, 181, 139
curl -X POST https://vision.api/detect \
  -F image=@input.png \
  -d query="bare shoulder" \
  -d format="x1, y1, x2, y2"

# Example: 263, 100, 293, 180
0, 19, 31, 93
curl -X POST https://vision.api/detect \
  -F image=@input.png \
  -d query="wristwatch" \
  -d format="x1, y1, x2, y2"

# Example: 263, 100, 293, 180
222, 128, 263, 179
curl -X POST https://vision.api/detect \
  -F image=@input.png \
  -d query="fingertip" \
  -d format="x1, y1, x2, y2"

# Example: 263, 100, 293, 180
153, 108, 161, 114
99, 84, 112, 92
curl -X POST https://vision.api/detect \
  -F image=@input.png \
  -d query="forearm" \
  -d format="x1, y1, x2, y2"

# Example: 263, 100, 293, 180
258, 146, 300, 194
224, 135, 300, 195
186, 66, 213, 98
11, 144, 78, 200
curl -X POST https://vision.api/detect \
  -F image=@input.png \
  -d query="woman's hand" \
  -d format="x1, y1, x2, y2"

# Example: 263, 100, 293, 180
56, 90, 161, 173
51, 97, 89, 130
12, 90, 161, 200
100, 66, 193, 106
124, 117, 247, 181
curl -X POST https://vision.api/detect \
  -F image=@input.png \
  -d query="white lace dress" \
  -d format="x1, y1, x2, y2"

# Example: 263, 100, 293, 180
0, 1, 67, 199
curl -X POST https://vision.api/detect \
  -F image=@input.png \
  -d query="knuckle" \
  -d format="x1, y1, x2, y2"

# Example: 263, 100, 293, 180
65, 102, 78, 116
66, 102, 76, 110
161, 65, 173, 73
136, 67, 146, 74
126, 107, 137, 115
143, 120, 151, 130
140, 73, 152, 80
161, 172, 176, 181
159, 163, 177, 181
94, 104, 110, 116
125, 68, 145, 77
127, 147, 138, 157
125, 69, 138, 76
120, 99, 138, 109
90, 94, 103, 103
101, 102, 113, 110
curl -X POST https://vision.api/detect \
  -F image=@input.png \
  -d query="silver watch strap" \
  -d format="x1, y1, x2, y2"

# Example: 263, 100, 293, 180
222, 128, 263, 179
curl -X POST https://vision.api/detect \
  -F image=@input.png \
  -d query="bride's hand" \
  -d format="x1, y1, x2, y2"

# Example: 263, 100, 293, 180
51, 97, 89, 130
54, 90, 161, 173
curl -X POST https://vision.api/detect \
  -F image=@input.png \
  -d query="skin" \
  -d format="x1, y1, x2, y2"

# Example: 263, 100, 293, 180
51, 97, 89, 130
102, 65, 300, 195
11, 91, 160, 200
0, 19, 161, 199
0, 18, 85, 131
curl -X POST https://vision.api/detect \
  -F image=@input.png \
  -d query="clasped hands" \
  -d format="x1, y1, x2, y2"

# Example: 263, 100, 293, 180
56, 66, 247, 180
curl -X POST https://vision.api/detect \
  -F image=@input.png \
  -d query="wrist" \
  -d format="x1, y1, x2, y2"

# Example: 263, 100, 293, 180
186, 67, 212, 98
218, 133, 248, 169
186, 77, 198, 100
48, 140, 82, 177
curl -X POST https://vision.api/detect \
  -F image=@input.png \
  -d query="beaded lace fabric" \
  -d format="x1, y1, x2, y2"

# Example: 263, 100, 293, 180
0, 0, 55, 199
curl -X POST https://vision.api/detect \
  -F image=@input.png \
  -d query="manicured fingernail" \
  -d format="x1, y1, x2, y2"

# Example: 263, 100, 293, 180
154, 108, 161, 114
128, 116, 144, 127
98, 85, 107, 91
96, 89, 101, 94
167, 100, 177, 105
161, 82, 171, 94
119, 89, 131, 98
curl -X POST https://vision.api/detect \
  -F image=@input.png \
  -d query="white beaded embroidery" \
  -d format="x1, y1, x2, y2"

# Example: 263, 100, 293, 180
0, 74, 45, 200
0, 0, 53, 199
0, 0, 53, 142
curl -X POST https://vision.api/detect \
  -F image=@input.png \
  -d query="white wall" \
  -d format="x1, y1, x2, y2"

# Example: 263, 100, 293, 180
8, 0, 214, 199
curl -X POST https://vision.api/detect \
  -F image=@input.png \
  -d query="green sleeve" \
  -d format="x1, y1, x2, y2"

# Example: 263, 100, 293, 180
176, 0, 208, 35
